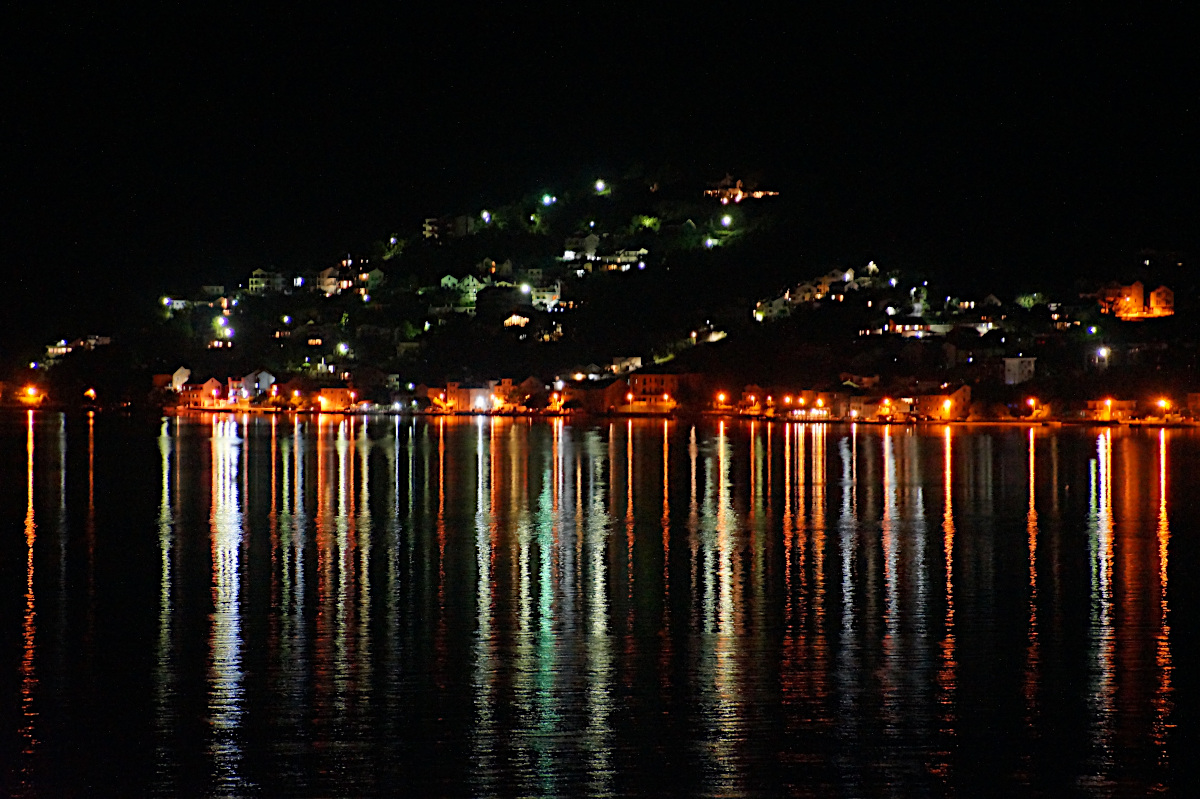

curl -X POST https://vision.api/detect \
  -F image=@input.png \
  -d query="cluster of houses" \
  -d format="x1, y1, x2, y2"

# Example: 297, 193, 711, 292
754, 263, 881, 321
163, 367, 361, 412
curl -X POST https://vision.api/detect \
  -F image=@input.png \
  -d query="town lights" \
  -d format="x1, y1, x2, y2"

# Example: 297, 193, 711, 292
662, 393, 669, 401
721, 215, 732, 227
943, 399, 952, 411
784, 396, 792, 404
293, 390, 300, 398
1105, 398, 1112, 407
84, 388, 96, 400
882, 398, 891, 406
816, 399, 824, 408
594, 180, 606, 192
481, 210, 491, 223
541, 194, 556, 206
717, 393, 726, 403
25, 386, 38, 397
1098, 347, 1110, 358
626, 392, 634, 402
1158, 398, 1171, 410
1027, 398, 1037, 407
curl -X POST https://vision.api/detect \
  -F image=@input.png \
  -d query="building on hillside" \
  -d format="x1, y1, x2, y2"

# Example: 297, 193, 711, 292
563, 233, 600, 261
317, 387, 357, 411
849, 395, 912, 421
563, 378, 629, 413
1085, 398, 1136, 421
913, 385, 972, 420
180, 378, 224, 408
1095, 281, 1174, 320
248, 268, 285, 294
1003, 356, 1036, 385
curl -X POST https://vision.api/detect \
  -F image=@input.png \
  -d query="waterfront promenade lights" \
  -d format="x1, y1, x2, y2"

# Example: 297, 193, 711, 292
1158, 398, 1171, 411
717, 393, 726, 404
784, 396, 792, 405
626, 393, 634, 402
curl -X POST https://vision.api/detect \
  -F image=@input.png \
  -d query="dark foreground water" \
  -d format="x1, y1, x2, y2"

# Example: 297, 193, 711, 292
1, 412, 1197, 796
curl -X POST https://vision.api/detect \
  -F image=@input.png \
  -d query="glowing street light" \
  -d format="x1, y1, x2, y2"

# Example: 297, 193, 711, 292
84, 388, 96, 400
1097, 347, 1110, 358
594, 180, 606, 192
721, 215, 732, 227
1158, 398, 1171, 411
481, 210, 491, 223
717, 392, 727, 403
25, 386, 38, 397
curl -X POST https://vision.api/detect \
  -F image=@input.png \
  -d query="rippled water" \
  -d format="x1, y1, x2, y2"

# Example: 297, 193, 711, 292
1, 412, 1194, 795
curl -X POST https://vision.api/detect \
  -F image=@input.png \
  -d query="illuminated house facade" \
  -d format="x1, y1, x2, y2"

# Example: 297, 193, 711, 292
1096, 281, 1174, 320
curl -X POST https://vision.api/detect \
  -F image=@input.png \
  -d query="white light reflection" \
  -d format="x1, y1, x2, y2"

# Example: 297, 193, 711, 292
208, 416, 249, 792
1086, 429, 1115, 782
153, 418, 179, 790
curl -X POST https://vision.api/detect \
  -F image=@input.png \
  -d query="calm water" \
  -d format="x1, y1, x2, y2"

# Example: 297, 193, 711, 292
1, 412, 1196, 796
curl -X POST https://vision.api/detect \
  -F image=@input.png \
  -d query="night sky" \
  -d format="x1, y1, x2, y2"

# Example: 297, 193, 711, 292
6, 6, 1197, 352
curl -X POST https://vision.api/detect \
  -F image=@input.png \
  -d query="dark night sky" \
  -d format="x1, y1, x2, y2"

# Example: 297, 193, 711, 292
5, 5, 1197, 351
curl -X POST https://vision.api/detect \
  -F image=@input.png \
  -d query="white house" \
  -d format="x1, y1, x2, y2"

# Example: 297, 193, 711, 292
1003, 357, 1036, 385
248, 268, 285, 294
563, 233, 600, 260
531, 283, 561, 310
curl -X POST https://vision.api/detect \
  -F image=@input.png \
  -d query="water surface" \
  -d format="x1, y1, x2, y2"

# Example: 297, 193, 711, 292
1, 412, 1195, 795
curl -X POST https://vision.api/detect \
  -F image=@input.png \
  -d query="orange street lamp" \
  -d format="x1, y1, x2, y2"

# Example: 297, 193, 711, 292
1158, 398, 1171, 411
943, 399, 952, 412
662, 393, 669, 401
717, 392, 726, 403
1027, 397, 1037, 408
816, 398, 824, 408
882, 397, 891, 406
784, 395, 792, 404
25, 386, 38, 397
626, 392, 634, 402
84, 388, 97, 400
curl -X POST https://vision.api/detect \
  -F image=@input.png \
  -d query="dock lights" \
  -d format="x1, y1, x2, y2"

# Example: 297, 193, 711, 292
627, 392, 634, 402
717, 392, 726, 403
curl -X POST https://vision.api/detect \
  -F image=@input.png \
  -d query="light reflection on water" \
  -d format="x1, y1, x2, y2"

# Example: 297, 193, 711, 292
0, 414, 1186, 795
